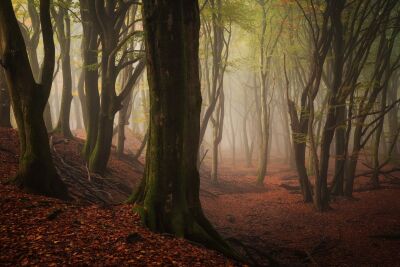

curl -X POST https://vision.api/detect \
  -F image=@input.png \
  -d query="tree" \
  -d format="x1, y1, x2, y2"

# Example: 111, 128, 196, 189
284, 0, 333, 204
0, 69, 11, 128
344, 5, 400, 196
79, 0, 100, 160
116, 6, 145, 158
18, 0, 53, 131
52, 0, 73, 138
131, 0, 238, 259
83, 0, 143, 173
0, 0, 68, 199
255, 0, 283, 186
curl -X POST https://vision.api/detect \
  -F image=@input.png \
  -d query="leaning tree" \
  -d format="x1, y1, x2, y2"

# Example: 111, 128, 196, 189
0, 0, 68, 199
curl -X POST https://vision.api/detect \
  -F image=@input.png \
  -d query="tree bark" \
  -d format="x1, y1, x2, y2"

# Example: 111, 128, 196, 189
80, 0, 100, 160
331, 104, 346, 195
0, 69, 11, 127
52, 2, 73, 137
131, 0, 239, 259
0, 0, 68, 199
211, 90, 224, 183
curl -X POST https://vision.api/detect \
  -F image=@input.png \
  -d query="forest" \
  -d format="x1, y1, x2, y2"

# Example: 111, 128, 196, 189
0, 0, 399, 266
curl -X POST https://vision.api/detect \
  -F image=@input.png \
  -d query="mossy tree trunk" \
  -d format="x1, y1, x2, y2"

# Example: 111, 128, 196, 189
52, 1, 73, 138
0, 0, 68, 199
132, 0, 238, 259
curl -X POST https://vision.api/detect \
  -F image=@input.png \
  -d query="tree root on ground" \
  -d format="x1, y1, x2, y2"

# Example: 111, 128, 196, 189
51, 143, 132, 205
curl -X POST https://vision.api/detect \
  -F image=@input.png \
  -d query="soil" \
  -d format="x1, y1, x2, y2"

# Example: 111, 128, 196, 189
1, 127, 400, 266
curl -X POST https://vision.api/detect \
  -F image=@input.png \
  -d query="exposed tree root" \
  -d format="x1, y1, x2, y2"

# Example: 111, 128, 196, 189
50, 141, 131, 205
225, 236, 279, 266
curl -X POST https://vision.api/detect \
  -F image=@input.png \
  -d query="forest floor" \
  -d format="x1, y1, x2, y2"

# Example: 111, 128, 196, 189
1, 127, 400, 266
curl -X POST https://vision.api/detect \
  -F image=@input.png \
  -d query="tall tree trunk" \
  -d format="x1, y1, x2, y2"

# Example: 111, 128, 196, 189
80, 0, 100, 160
77, 70, 88, 130
256, 76, 269, 186
388, 75, 400, 161
117, 78, 132, 157
331, 104, 346, 195
284, 60, 313, 203
199, 0, 228, 146
371, 75, 389, 188
131, 0, 239, 259
53, 2, 73, 138
73, 96, 83, 130
256, 5, 269, 186
0, 0, 68, 199
228, 91, 236, 165
88, 45, 117, 172
242, 109, 253, 167
22, 0, 53, 132
0, 70, 11, 127
87, 0, 142, 173
211, 91, 224, 184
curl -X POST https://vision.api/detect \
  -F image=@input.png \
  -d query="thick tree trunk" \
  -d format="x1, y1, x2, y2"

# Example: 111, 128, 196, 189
0, 70, 11, 127
131, 0, 238, 259
0, 0, 68, 199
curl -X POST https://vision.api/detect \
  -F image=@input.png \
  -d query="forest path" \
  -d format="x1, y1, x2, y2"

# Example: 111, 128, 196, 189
200, 161, 400, 266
